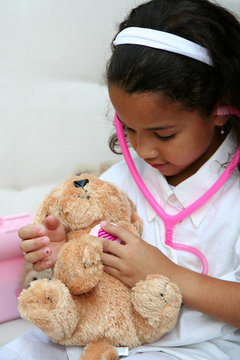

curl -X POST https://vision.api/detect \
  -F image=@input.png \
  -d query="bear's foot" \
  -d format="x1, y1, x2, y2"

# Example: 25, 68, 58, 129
81, 341, 118, 360
18, 278, 78, 341
131, 274, 182, 329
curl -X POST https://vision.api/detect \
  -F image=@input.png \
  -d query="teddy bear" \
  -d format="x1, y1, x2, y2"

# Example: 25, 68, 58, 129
19, 162, 112, 290
18, 174, 182, 360
20, 262, 52, 289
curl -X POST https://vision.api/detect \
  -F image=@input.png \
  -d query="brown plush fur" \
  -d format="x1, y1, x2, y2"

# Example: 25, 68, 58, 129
18, 174, 182, 360
20, 262, 52, 289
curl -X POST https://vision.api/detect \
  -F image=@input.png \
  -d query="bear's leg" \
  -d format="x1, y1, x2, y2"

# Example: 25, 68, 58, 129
18, 278, 78, 342
131, 275, 182, 331
80, 342, 118, 360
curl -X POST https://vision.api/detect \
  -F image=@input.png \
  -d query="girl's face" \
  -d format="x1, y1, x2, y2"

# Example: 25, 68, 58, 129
109, 85, 224, 186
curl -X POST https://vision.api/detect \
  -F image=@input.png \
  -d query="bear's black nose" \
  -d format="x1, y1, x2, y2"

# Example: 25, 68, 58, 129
74, 179, 89, 188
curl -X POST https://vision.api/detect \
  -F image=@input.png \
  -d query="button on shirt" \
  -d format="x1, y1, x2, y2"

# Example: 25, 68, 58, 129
99, 130, 240, 360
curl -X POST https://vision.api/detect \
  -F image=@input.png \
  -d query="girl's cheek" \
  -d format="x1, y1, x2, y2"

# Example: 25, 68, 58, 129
128, 136, 138, 154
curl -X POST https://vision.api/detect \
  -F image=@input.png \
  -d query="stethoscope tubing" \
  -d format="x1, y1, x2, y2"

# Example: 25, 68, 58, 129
114, 111, 240, 275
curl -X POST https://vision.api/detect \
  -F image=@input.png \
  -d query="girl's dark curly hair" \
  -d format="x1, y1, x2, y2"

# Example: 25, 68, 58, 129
106, 0, 240, 154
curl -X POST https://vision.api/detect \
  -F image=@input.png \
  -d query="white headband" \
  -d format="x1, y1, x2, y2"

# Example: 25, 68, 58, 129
113, 27, 213, 66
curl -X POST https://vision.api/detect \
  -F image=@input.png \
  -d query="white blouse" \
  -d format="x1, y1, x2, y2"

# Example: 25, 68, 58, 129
99, 130, 240, 359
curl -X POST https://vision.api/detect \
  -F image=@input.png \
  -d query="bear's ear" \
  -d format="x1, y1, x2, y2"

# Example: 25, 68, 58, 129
128, 198, 143, 236
33, 183, 65, 224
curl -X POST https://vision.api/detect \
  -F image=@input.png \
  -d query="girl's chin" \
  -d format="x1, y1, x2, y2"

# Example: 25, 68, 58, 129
150, 163, 185, 181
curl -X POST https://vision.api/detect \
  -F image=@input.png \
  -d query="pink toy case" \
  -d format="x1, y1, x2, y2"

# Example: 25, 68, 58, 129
0, 213, 34, 323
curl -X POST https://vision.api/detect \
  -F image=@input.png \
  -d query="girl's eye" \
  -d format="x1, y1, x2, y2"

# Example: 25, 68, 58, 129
126, 126, 175, 141
125, 126, 135, 133
154, 133, 176, 141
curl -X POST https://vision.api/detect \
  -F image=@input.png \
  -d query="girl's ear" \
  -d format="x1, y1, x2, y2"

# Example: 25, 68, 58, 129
213, 104, 232, 127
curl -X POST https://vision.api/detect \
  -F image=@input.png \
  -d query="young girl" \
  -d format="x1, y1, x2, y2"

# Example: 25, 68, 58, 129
2, 0, 240, 359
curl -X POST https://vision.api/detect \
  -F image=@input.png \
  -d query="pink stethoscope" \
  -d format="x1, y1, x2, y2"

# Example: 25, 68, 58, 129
114, 107, 240, 275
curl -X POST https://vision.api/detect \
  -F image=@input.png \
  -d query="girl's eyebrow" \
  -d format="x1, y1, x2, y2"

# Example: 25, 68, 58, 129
147, 125, 176, 130
116, 114, 176, 131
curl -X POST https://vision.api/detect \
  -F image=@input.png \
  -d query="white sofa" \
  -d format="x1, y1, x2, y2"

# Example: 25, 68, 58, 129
0, 0, 239, 348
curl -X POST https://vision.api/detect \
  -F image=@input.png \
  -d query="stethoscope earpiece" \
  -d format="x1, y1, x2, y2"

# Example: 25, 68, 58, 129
217, 106, 240, 117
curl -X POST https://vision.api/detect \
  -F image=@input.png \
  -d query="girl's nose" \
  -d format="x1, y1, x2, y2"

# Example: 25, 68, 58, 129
135, 133, 159, 160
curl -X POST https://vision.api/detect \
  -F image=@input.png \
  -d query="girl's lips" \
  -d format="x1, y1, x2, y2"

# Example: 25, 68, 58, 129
150, 162, 169, 170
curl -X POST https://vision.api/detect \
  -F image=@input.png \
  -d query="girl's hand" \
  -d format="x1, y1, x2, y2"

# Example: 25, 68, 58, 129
101, 223, 240, 328
100, 222, 177, 287
19, 215, 66, 272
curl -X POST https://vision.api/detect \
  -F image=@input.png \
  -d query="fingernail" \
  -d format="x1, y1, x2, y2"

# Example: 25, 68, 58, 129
100, 221, 109, 228
45, 260, 51, 268
44, 248, 50, 255
38, 228, 45, 236
42, 237, 49, 245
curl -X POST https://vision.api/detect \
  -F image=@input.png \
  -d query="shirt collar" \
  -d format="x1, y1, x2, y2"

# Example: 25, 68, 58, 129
142, 130, 238, 228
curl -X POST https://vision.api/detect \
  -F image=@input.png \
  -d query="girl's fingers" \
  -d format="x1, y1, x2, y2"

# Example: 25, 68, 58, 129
18, 224, 45, 240
100, 222, 137, 245
44, 216, 66, 242
103, 264, 121, 279
101, 251, 122, 268
32, 259, 53, 272
44, 215, 60, 230
100, 238, 124, 257
20, 237, 50, 253
24, 247, 52, 264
